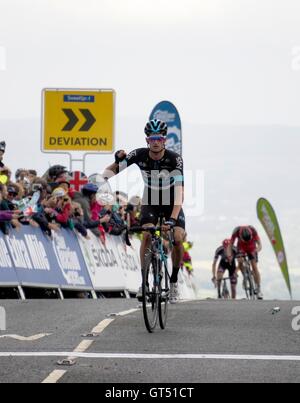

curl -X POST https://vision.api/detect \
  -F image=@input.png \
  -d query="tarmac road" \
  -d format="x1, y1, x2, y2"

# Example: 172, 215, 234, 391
0, 299, 299, 383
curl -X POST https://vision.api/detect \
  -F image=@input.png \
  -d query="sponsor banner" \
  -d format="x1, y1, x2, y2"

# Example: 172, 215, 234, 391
51, 230, 93, 289
0, 226, 92, 289
1, 226, 197, 299
149, 101, 182, 155
0, 237, 19, 285
257, 198, 292, 298
77, 232, 127, 291
112, 236, 141, 293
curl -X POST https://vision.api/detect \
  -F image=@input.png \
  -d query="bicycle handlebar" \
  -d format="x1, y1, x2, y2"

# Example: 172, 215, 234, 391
129, 225, 175, 234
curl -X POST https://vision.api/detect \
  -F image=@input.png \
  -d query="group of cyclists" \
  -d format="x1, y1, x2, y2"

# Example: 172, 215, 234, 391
212, 226, 263, 300
103, 118, 263, 303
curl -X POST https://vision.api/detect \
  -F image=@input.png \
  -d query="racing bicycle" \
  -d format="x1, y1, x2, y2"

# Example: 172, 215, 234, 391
129, 218, 173, 333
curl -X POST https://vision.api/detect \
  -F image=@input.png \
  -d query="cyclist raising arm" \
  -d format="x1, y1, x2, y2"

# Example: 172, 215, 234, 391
103, 119, 186, 304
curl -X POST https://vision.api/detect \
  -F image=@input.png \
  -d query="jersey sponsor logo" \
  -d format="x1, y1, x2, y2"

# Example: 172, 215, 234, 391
127, 150, 137, 161
176, 157, 183, 171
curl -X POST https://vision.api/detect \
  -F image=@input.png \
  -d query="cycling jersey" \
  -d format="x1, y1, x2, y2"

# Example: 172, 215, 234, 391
214, 246, 238, 270
118, 148, 184, 207
231, 226, 260, 254
214, 246, 238, 282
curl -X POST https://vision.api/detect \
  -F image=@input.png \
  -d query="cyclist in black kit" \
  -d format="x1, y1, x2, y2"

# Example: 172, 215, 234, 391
103, 119, 185, 304
212, 239, 239, 299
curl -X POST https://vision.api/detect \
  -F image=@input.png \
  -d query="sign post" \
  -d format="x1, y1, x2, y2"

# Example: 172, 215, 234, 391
42, 88, 115, 171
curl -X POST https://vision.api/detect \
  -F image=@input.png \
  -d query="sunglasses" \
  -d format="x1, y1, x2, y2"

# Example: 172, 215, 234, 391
147, 136, 165, 142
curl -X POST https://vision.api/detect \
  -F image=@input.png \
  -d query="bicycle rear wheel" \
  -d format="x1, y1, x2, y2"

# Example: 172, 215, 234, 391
142, 254, 159, 333
159, 260, 169, 330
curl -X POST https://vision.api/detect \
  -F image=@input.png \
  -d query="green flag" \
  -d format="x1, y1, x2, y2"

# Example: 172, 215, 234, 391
257, 198, 292, 298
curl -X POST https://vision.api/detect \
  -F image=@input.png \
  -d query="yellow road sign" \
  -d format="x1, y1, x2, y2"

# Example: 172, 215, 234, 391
42, 89, 115, 152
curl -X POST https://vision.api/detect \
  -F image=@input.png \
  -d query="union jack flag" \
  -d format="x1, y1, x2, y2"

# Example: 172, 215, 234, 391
69, 171, 89, 192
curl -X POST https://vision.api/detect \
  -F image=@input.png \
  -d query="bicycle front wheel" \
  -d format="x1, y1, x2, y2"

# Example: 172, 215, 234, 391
159, 260, 169, 330
142, 254, 159, 333
244, 270, 256, 300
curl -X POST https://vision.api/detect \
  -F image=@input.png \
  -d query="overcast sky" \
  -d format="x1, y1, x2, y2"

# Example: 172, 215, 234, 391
1, 0, 300, 299
1, 0, 300, 124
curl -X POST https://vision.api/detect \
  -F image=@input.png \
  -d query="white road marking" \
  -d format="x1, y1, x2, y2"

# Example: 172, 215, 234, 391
0, 333, 52, 341
40, 307, 139, 383
91, 319, 115, 334
73, 340, 94, 353
2, 352, 300, 361
42, 340, 95, 383
42, 370, 67, 384
118, 308, 139, 317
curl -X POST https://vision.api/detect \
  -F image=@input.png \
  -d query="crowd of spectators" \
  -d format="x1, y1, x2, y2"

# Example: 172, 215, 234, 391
0, 141, 193, 274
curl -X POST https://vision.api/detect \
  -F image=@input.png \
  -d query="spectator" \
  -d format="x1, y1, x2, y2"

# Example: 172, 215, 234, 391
30, 179, 59, 236
44, 187, 72, 228
0, 184, 22, 233
0, 141, 6, 169
73, 183, 110, 240
0, 142, 12, 185
43, 165, 69, 192
6, 185, 19, 210
126, 196, 142, 227
97, 192, 126, 236
15, 169, 31, 196
15, 169, 28, 182
28, 170, 37, 182
71, 201, 89, 238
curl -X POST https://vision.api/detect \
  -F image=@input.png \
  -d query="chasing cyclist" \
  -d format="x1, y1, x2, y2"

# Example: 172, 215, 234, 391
212, 239, 239, 299
231, 226, 263, 300
103, 119, 185, 304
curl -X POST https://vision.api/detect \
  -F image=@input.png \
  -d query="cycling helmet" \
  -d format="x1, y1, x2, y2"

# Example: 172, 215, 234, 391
82, 183, 99, 194
48, 165, 68, 180
239, 227, 253, 242
223, 239, 232, 248
144, 119, 168, 137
